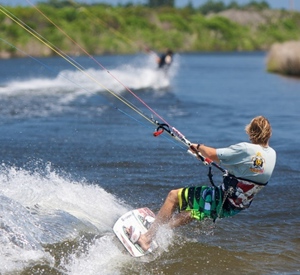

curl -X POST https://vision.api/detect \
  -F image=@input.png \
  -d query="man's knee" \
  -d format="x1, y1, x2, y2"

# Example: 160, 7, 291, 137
166, 189, 180, 204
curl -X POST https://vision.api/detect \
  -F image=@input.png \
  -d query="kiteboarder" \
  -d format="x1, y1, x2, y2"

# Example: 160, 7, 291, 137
157, 49, 173, 72
133, 116, 277, 252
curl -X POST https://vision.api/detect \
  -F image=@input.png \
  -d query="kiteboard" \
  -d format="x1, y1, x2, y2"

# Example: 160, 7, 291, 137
113, 207, 158, 257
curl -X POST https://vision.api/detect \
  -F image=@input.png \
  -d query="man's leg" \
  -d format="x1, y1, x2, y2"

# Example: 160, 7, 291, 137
168, 211, 193, 228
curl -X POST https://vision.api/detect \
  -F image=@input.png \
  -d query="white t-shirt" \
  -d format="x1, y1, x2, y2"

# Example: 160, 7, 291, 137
216, 142, 276, 184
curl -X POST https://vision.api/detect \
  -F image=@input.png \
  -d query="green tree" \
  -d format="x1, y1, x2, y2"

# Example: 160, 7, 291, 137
244, 1, 270, 10
148, 0, 174, 8
227, 1, 239, 9
42, 0, 74, 8
198, 0, 226, 15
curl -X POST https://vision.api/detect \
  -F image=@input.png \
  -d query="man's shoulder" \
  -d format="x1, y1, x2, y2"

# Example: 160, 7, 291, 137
228, 142, 249, 150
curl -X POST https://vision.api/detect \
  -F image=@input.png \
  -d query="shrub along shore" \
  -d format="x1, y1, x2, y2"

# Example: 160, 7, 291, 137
266, 41, 300, 77
1, 4, 300, 77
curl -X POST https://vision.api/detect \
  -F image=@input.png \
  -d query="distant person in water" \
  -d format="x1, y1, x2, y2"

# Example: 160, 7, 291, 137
157, 49, 173, 72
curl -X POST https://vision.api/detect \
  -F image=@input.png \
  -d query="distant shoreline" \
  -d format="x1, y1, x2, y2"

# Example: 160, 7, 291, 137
2, 6, 300, 56
1, 5, 300, 77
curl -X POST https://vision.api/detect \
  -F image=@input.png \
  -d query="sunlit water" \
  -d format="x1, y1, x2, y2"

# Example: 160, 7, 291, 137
0, 51, 299, 274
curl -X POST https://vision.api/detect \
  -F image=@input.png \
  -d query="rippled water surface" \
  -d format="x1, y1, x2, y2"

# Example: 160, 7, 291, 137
0, 52, 299, 274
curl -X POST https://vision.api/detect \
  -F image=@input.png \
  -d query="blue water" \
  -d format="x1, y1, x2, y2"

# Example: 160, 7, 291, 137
0, 51, 300, 275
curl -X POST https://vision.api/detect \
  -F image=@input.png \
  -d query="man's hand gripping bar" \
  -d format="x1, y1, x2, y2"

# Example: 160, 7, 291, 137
188, 144, 212, 166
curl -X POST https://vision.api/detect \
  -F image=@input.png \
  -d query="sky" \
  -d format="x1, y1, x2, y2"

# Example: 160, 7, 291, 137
1, 0, 300, 11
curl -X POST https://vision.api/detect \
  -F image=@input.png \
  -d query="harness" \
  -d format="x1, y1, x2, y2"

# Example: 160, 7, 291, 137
222, 174, 268, 209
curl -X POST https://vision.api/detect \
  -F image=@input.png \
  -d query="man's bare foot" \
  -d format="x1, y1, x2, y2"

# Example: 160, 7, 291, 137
137, 233, 152, 252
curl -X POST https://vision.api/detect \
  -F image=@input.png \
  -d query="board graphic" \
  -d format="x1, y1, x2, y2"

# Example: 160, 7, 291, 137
113, 207, 158, 257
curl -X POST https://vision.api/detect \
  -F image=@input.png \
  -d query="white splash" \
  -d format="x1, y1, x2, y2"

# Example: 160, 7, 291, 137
0, 163, 129, 274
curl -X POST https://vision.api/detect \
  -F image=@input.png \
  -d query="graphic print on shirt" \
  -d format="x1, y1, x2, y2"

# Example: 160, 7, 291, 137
250, 152, 265, 174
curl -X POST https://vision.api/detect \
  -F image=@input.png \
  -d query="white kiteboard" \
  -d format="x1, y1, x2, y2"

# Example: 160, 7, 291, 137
113, 207, 158, 257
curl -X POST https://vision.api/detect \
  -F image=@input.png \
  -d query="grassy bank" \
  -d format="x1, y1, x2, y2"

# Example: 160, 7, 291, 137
1, 4, 300, 58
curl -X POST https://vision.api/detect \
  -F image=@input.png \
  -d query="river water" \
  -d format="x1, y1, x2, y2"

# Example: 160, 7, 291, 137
0, 51, 299, 275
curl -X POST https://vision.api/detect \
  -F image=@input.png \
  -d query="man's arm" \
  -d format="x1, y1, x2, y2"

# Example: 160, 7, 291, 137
190, 143, 220, 163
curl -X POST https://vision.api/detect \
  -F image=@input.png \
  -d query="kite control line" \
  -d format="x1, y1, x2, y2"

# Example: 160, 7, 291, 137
0, 4, 229, 187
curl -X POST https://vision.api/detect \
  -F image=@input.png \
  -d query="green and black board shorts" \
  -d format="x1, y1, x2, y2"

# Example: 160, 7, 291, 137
178, 185, 241, 221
